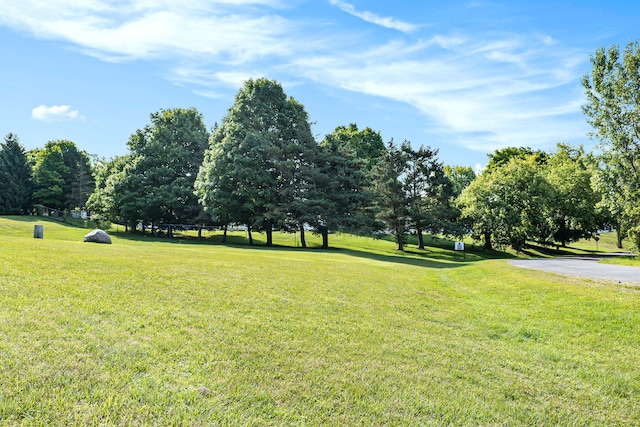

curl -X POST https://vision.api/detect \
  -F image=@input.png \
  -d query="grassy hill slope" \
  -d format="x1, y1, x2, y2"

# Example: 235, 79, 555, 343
0, 216, 638, 425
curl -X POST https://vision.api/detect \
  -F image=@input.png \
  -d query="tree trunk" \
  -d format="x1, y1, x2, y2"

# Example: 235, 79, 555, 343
197, 227, 202, 240
222, 224, 228, 243
265, 221, 273, 247
396, 228, 404, 251
321, 227, 329, 249
299, 223, 307, 248
616, 222, 623, 249
483, 230, 492, 250
417, 228, 425, 250
248, 225, 254, 246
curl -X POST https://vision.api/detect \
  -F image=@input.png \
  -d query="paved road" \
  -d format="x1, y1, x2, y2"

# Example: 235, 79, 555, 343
509, 254, 640, 285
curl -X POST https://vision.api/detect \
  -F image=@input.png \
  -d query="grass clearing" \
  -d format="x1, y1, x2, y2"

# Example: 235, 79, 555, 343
600, 256, 640, 267
1, 216, 639, 425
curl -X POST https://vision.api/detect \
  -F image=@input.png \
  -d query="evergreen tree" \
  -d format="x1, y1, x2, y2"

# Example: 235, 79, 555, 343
0, 133, 32, 214
371, 141, 409, 251
403, 142, 459, 249
310, 134, 374, 249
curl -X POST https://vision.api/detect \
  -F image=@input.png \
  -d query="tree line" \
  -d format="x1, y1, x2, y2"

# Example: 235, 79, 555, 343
2, 41, 640, 250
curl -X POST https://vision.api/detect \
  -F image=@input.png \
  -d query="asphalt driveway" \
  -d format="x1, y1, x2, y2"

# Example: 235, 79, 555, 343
509, 254, 640, 285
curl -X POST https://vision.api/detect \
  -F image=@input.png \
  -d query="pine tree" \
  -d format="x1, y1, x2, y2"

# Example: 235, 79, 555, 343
403, 142, 460, 249
0, 133, 33, 214
371, 141, 409, 251
310, 134, 374, 249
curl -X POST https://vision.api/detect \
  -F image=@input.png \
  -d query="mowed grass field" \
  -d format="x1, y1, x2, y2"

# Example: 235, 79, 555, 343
0, 217, 639, 426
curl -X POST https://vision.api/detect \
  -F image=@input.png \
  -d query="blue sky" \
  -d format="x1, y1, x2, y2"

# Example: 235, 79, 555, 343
1, 0, 638, 169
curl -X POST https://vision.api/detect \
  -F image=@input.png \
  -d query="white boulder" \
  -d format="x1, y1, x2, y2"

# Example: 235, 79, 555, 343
83, 229, 112, 244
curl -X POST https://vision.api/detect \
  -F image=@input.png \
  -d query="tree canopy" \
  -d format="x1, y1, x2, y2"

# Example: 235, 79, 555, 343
0, 133, 32, 214
3, 73, 627, 252
459, 146, 602, 250
326, 123, 385, 171
116, 108, 210, 229
444, 165, 476, 197
31, 140, 94, 211
196, 78, 317, 246
582, 41, 640, 247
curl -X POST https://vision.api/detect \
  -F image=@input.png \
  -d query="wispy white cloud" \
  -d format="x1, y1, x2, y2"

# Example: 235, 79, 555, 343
290, 35, 587, 152
169, 67, 267, 91
429, 35, 467, 50
31, 105, 83, 122
536, 33, 558, 46
2, 0, 590, 155
329, 0, 418, 33
0, 0, 296, 63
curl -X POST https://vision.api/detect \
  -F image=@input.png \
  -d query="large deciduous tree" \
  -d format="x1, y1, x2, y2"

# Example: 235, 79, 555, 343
545, 145, 600, 246
582, 41, 640, 247
458, 156, 552, 251
0, 133, 32, 214
459, 146, 602, 251
86, 155, 131, 227
117, 108, 209, 230
326, 123, 385, 171
196, 78, 317, 246
31, 140, 94, 211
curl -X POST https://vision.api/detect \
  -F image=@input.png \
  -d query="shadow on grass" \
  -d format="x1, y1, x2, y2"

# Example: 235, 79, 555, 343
2, 215, 96, 229
328, 246, 506, 269
519, 242, 600, 258
3, 215, 514, 269
108, 228, 513, 270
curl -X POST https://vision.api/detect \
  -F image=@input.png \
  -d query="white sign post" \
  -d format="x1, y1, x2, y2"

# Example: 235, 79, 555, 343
454, 241, 465, 260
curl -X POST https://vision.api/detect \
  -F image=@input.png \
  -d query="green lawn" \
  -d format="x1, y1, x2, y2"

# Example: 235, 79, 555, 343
600, 256, 640, 266
1, 216, 639, 425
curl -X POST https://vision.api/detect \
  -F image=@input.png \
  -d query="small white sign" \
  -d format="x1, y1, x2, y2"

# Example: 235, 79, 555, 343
454, 242, 465, 251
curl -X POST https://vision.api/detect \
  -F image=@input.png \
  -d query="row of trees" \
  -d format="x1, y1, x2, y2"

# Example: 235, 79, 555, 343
457, 41, 640, 250
459, 146, 602, 250
89, 80, 458, 249
0, 79, 462, 250
0, 136, 94, 214
2, 41, 640, 250
88, 108, 209, 231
